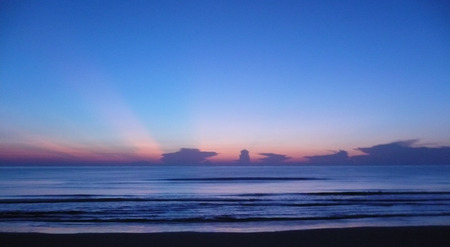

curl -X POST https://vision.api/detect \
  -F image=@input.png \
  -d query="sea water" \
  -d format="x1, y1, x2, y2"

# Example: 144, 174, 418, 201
0, 165, 449, 233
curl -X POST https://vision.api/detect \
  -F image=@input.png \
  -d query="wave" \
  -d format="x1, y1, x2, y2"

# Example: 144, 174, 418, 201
164, 177, 324, 181
2, 212, 450, 223
0, 197, 270, 204
2, 197, 449, 205
236, 191, 450, 197
1, 191, 449, 204
307, 191, 450, 196
0, 197, 149, 204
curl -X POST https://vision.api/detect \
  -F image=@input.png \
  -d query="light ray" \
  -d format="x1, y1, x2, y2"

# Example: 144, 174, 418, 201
67, 68, 163, 161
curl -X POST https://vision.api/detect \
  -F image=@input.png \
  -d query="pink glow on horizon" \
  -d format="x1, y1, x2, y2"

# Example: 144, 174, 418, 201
0, 129, 161, 164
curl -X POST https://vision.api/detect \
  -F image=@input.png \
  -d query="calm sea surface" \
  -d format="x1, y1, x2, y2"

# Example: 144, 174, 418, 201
0, 165, 449, 233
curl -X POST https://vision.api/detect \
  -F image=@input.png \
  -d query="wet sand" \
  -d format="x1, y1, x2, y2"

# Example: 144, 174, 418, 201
1, 226, 449, 247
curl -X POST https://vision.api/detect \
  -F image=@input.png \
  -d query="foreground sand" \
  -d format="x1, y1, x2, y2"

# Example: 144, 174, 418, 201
1, 226, 449, 247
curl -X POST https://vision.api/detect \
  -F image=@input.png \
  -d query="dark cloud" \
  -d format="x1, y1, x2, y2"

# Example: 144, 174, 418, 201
352, 140, 450, 165
161, 148, 218, 165
259, 153, 290, 164
305, 150, 350, 165
238, 149, 250, 164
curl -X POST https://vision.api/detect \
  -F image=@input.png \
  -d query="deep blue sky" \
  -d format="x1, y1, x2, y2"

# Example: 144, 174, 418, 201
1, 0, 449, 163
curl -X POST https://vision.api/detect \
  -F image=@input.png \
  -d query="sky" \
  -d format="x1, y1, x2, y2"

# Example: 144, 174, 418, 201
1, 0, 449, 164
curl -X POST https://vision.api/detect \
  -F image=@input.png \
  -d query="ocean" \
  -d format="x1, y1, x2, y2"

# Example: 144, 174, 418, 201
0, 165, 449, 233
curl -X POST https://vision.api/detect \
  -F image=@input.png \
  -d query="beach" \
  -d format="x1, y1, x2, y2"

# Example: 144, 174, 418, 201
1, 226, 449, 247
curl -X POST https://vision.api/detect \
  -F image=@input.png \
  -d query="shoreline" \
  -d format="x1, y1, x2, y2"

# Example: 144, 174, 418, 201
1, 226, 449, 247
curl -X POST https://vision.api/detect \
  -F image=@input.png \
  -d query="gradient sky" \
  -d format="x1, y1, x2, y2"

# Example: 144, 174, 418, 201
1, 0, 449, 164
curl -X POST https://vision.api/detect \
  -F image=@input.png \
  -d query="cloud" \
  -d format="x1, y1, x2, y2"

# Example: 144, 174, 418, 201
352, 140, 450, 165
305, 150, 350, 165
161, 148, 218, 165
259, 153, 290, 164
238, 149, 250, 164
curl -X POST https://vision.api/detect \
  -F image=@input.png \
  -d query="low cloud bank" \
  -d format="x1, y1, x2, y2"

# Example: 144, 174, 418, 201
305, 140, 450, 165
259, 153, 290, 164
352, 140, 450, 165
161, 148, 217, 165
304, 150, 349, 165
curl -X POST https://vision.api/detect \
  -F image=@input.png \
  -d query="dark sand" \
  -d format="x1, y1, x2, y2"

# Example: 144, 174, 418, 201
1, 226, 449, 247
